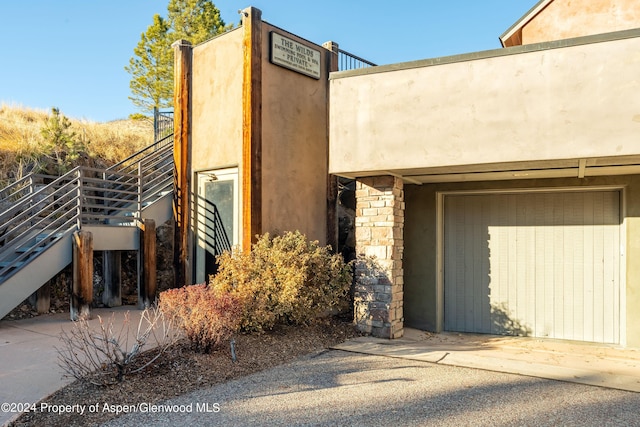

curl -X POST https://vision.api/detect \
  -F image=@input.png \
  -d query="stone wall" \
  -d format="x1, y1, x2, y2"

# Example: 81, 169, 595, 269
353, 176, 404, 338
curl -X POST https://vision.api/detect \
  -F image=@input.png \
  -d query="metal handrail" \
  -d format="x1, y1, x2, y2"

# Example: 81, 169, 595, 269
0, 173, 58, 212
0, 134, 174, 284
154, 108, 174, 142
106, 133, 173, 174
337, 48, 377, 71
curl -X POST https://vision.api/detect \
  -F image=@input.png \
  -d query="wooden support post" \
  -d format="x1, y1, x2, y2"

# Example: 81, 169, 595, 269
323, 41, 340, 253
102, 250, 122, 307
241, 7, 263, 252
28, 283, 51, 314
35, 283, 51, 314
172, 39, 192, 288
71, 230, 93, 321
138, 219, 157, 309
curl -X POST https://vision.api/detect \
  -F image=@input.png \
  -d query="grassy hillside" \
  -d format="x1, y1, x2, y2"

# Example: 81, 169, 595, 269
0, 103, 154, 184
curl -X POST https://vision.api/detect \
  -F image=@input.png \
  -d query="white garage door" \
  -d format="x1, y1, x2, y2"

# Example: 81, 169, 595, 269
443, 190, 621, 344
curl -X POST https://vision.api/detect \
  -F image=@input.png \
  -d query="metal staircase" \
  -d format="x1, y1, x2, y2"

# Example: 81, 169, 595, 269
0, 131, 174, 320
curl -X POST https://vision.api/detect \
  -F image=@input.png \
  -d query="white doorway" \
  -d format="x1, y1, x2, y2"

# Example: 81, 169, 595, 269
194, 168, 239, 284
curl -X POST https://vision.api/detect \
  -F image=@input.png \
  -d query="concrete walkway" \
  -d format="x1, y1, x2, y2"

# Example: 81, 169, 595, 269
0, 307, 145, 427
333, 329, 640, 393
2, 310, 640, 426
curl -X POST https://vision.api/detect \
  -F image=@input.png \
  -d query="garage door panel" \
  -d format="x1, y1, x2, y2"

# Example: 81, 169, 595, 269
444, 190, 620, 344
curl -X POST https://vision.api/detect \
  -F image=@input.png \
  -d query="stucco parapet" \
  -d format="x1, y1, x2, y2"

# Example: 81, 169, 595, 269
332, 28, 640, 81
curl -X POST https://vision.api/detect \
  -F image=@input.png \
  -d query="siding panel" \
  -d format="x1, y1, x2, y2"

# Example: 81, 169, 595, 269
443, 190, 620, 343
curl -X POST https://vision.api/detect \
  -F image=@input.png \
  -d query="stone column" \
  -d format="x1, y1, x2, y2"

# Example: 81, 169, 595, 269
354, 176, 404, 338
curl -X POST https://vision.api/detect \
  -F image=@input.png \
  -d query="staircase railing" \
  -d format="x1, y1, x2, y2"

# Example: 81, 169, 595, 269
0, 133, 174, 285
0, 173, 58, 208
0, 168, 81, 281
337, 48, 377, 71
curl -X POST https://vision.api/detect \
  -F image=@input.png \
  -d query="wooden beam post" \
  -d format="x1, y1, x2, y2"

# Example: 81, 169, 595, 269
138, 219, 157, 309
35, 283, 51, 314
102, 250, 122, 307
28, 283, 51, 314
323, 41, 340, 253
172, 39, 192, 287
241, 7, 263, 252
71, 230, 93, 321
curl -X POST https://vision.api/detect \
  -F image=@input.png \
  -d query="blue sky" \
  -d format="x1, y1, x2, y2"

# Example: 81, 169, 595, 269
0, 1, 536, 122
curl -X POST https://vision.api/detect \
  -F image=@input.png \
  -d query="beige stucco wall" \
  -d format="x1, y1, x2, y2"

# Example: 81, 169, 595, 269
260, 23, 330, 244
522, 0, 640, 44
404, 175, 640, 348
190, 28, 244, 173
329, 31, 640, 177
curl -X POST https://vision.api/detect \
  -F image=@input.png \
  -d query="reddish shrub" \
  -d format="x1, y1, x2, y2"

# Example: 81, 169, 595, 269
159, 284, 241, 353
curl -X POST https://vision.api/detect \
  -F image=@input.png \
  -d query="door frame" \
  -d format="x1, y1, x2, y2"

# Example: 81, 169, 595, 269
194, 167, 240, 284
435, 185, 626, 345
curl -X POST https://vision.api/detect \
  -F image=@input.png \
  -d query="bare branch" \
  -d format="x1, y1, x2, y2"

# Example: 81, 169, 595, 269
56, 308, 182, 386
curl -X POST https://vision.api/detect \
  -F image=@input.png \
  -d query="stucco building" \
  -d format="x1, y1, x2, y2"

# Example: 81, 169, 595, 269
172, 8, 339, 286
331, 0, 640, 345
179, 0, 640, 346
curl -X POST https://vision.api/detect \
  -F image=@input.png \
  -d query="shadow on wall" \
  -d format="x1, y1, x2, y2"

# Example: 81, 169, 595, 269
490, 302, 532, 337
353, 256, 396, 334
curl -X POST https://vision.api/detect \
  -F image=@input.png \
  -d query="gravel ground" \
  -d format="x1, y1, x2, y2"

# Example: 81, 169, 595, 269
101, 350, 640, 427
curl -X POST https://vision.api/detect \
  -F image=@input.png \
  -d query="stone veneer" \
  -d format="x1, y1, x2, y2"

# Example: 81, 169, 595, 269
353, 175, 404, 338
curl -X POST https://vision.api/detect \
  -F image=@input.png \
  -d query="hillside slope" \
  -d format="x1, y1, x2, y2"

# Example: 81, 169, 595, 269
0, 103, 153, 184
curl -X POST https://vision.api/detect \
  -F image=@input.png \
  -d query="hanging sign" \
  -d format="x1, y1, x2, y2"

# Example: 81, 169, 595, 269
270, 32, 321, 79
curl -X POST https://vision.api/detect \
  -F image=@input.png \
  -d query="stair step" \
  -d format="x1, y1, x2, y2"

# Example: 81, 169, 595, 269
15, 245, 45, 254
0, 260, 25, 269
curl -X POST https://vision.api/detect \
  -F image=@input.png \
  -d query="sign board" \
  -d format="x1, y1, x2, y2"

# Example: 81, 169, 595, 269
270, 32, 321, 79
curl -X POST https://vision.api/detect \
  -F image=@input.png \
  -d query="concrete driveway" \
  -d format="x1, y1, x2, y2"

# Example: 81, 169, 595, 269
335, 328, 640, 393
102, 348, 640, 427
2, 310, 640, 426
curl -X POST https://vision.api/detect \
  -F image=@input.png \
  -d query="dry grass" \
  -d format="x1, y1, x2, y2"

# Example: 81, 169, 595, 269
0, 103, 153, 183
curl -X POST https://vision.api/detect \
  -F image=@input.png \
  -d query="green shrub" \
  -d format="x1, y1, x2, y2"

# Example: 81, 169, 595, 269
158, 284, 241, 353
210, 231, 353, 332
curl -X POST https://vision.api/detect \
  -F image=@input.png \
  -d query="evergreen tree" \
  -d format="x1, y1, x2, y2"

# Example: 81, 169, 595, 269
125, 14, 173, 115
168, 0, 230, 42
126, 1, 231, 116
39, 107, 86, 175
